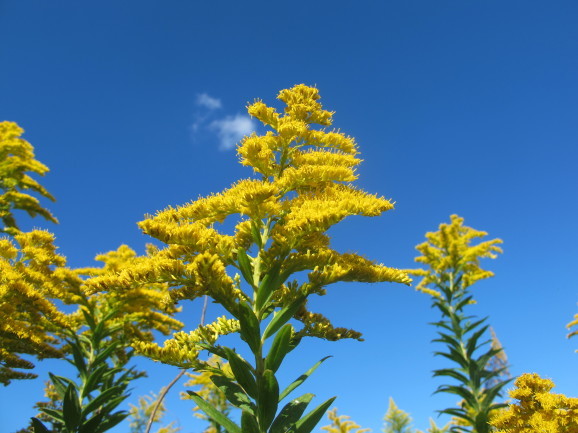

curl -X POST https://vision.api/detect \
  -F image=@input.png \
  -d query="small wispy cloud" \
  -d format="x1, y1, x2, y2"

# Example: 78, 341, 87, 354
210, 114, 256, 150
196, 93, 222, 110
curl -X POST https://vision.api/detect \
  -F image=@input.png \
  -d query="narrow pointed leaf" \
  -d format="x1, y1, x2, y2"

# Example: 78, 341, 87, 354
48, 373, 77, 399
94, 410, 128, 433
270, 393, 314, 433
63, 384, 82, 431
210, 375, 256, 413
241, 410, 261, 433
265, 324, 292, 372
38, 408, 64, 423
82, 385, 125, 417
187, 391, 241, 433
263, 294, 306, 340
224, 348, 258, 399
237, 302, 261, 353
256, 260, 284, 311
30, 418, 50, 433
279, 356, 331, 402
258, 369, 279, 431
294, 396, 336, 433
236, 248, 254, 287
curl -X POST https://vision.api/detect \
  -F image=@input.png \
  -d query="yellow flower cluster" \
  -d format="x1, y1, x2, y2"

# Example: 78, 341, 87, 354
0, 230, 80, 384
408, 214, 503, 294
321, 408, 370, 433
490, 373, 578, 432
0, 121, 56, 232
88, 84, 410, 359
133, 316, 239, 368
79, 245, 183, 342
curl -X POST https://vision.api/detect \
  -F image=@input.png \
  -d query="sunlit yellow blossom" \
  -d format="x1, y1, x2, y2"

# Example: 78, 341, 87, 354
0, 121, 56, 232
408, 214, 503, 294
0, 230, 80, 384
134, 317, 240, 368
321, 408, 370, 433
490, 373, 578, 433
89, 85, 410, 394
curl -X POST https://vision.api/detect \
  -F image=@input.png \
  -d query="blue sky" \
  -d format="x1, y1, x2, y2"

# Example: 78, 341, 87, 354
1, 1, 577, 431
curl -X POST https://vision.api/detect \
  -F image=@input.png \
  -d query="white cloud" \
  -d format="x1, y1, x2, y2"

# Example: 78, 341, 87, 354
196, 93, 222, 110
210, 114, 256, 150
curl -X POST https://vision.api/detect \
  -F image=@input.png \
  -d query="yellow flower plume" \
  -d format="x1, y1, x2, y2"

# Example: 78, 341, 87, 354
87, 84, 410, 362
408, 214, 502, 294
490, 373, 578, 432
0, 121, 57, 233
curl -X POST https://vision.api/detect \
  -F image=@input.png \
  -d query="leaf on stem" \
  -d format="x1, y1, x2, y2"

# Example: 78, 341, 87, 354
187, 391, 242, 433
294, 396, 336, 433
265, 323, 293, 372
279, 356, 331, 402
257, 369, 279, 431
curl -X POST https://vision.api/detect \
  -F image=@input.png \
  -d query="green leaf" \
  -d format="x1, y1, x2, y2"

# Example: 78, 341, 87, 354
210, 375, 256, 413
435, 385, 478, 410
224, 347, 258, 399
256, 260, 284, 312
94, 410, 128, 433
63, 384, 82, 431
80, 364, 108, 398
91, 341, 121, 368
49, 373, 78, 399
236, 248, 255, 287
79, 412, 104, 433
270, 393, 314, 433
294, 396, 336, 433
432, 368, 469, 385
263, 294, 306, 340
80, 307, 96, 330
187, 391, 242, 433
279, 356, 331, 402
257, 369, 279, 431
465, 325, 489, 358
82, 385, 126, 417
265, 324, 293, 372
241, 410, 261, 433
250, 221, 263, 249
30, 418, 50, 433
68, 336, 88, 380
39, 408, 65, 423
237, 302, 261, 353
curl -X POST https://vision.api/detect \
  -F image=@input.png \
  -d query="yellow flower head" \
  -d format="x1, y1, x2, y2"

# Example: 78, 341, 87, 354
490, 373, 578, 433
88, 85, 410, 359
0, 121, 57, 232
408, 214, 502, 294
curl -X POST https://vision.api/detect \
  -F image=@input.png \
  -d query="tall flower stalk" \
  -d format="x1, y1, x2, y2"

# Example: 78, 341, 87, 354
88, 84, 411, 433
408, 215, 509, 433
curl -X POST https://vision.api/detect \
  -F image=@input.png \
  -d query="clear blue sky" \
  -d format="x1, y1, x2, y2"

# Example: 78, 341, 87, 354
1, 1, 577, 432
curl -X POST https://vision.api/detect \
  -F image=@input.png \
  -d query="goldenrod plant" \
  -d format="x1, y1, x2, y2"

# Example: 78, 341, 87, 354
0, 230, 81, 385
29, 246, 183, 433
408, 215, 509, 433
87, 84, 411, 433
490, 373, 578, 432
321, 408, 370, 433
383, 398, 414, 433
383, 398, 450, 433
128, 392, 181, 433
0, 121, 56, 234
0, 121, 66, 384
